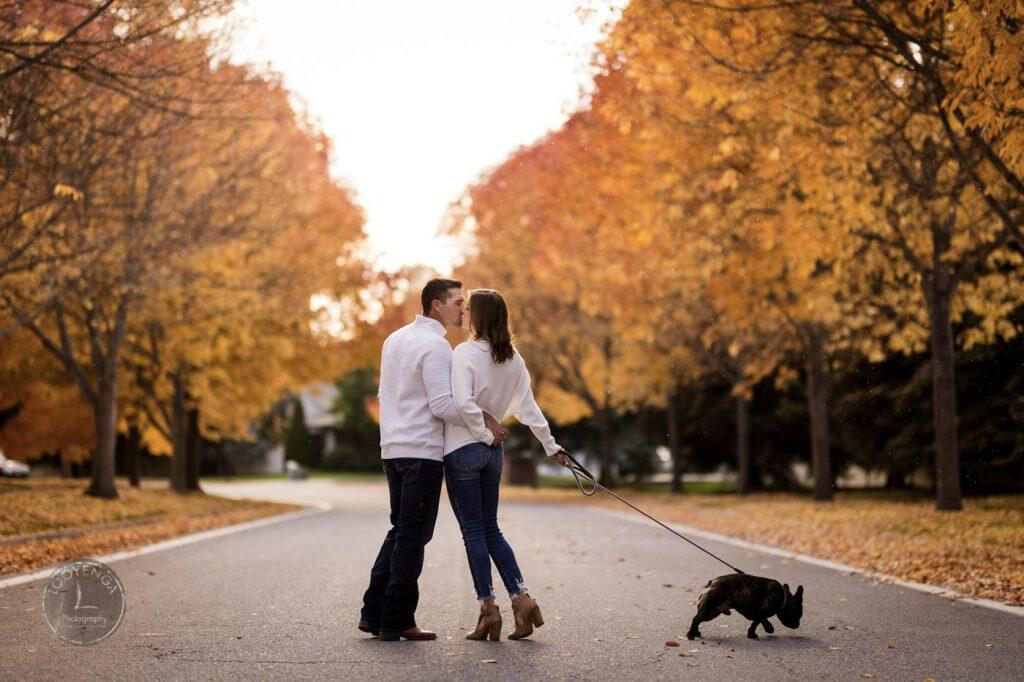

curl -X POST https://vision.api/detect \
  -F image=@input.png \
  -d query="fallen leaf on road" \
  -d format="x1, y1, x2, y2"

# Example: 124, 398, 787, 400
846, 626, 856, 630
481, 659, 497, 664
887, 643, 897, 649
861, 674, 876, 679
827, 625, 837, 630
678, 652, 688, 657
665, 640, 680, 647
828, 647, 842, 651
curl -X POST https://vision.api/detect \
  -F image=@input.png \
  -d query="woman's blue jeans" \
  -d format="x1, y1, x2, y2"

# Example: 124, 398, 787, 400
443, 443, 528, 601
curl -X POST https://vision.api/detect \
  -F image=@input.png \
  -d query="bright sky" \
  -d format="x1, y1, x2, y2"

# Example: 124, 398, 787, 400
228, 0, 622, 274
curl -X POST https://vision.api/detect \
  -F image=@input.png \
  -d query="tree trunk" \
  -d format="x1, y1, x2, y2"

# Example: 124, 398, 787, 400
736, 393, 752, 495
59, 450, 72, 478
925, 281, 962, 511
185, 405, 202, 492
667, 386, 684, 493
85, 380, 119, 499
597, 335, 616, 487
805, 330, 834, 501
597, 407, 615, 487
126, 423, 142, 488
170, 372, 189, 493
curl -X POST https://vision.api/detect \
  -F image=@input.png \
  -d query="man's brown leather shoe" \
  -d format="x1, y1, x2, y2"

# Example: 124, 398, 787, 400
358, 620, 379, 637
379, 626, 437, 641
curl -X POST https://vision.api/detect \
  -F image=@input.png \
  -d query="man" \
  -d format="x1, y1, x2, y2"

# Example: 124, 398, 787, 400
359, 278, 507, 641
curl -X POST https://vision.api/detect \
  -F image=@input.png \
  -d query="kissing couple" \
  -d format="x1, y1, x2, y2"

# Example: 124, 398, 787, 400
359, 277, 569, 642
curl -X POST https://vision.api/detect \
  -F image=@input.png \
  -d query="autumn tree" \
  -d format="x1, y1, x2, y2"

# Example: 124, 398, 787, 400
0, 21, 369, 500
602, 0, 1024, 509
121, 86, 368, 491
448, 102, 664, 486
0, 0, 246, 292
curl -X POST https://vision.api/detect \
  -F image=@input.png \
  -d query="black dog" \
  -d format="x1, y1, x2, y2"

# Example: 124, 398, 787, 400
687, 574, 803, 640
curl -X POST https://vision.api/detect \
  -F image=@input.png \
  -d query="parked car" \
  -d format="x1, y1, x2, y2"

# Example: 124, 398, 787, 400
0, 451, 30, 477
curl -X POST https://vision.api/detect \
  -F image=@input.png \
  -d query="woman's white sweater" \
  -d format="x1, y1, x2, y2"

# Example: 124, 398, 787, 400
444, 339, 562, 457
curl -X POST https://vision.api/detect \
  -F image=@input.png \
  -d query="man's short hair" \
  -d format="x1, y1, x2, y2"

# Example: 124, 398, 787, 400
421, 278, 463, 315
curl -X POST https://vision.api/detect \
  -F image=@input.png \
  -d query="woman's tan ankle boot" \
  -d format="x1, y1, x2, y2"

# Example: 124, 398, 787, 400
466, 603, 502, 641
507, 593, 543, 640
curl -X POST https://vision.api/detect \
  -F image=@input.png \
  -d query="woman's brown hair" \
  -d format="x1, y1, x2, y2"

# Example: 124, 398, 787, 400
467, 289, 515, 363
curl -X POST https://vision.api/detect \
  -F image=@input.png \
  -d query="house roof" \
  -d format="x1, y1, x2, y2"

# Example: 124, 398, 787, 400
298, 382, 341, 430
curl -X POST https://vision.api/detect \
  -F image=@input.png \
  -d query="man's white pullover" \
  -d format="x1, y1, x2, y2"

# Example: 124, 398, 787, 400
378, 315, 465, 461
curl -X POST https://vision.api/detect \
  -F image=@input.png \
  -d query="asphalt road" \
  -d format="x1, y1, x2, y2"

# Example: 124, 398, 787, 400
1, 480, 1021, 680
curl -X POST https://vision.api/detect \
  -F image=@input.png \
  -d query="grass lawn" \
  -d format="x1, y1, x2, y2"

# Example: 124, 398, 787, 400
0, 477, 299, 576
537, 475, 735, 494
213, 469, 385, 483
502, 484, 1024, 607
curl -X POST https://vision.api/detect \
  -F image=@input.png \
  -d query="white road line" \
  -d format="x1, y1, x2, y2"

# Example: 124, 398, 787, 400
0, 503, 332, 591
585, 506, 1024, 619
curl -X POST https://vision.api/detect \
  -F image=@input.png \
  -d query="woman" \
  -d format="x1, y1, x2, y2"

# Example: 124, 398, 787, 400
444, 288, 568, 641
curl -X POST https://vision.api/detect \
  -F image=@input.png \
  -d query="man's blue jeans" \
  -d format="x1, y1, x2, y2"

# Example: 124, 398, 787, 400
443, 443, 528, 601
361, 457, 443, 633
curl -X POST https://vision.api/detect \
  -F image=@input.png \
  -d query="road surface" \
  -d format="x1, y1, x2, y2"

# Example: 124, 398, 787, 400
1, 479, 1020, 680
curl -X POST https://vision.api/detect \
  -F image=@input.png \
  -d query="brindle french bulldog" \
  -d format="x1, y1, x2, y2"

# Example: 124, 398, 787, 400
686, 573, 803, 640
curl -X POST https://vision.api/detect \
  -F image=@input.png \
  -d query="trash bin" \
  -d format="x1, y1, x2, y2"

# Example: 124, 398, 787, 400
501, 450, 537, 487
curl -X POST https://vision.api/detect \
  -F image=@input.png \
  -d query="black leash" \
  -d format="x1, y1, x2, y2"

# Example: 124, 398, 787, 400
561, 452, 745, 575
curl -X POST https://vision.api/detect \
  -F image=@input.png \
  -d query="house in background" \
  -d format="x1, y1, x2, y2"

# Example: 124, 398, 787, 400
297, 381, 342, 455
221, 382, 342, 476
